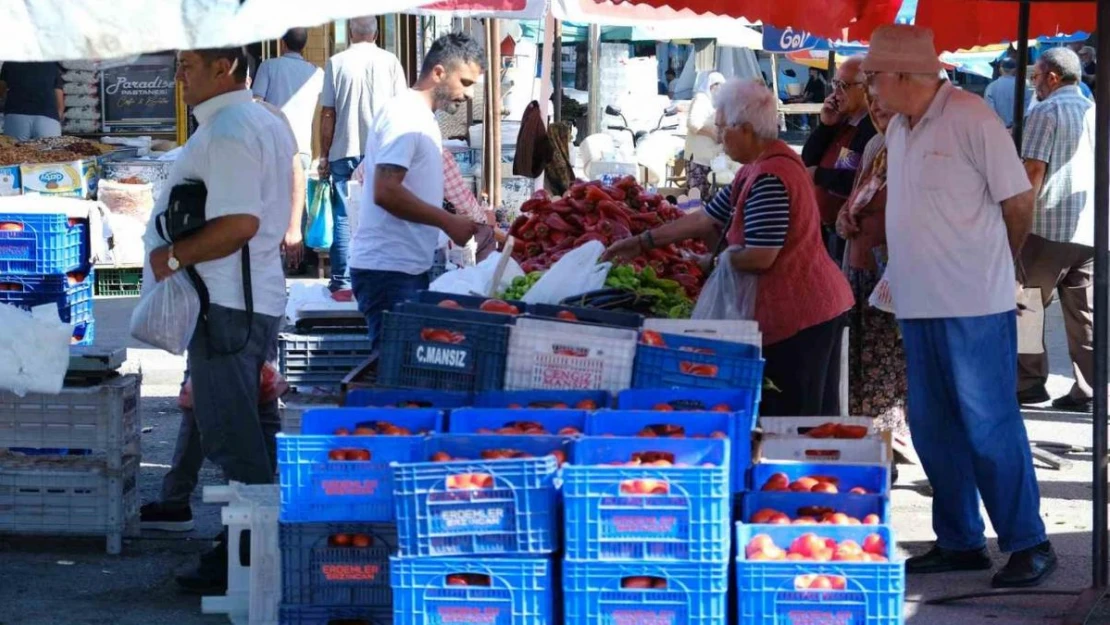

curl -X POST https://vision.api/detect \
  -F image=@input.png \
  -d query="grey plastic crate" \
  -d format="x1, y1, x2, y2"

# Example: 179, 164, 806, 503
0, 375, 140, 461
279, 333, 372, 392
0, 455, 140, 554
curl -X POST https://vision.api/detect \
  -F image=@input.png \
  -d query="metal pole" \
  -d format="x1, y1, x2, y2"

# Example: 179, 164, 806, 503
553, 19, 563, 123
1091, 0, 1110, 591
587, 23, 601, 136
1011, 0, 1031, 147
490, 19, 503, 210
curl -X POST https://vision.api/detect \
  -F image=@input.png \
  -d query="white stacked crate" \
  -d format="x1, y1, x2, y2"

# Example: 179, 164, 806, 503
0, 374, 141, 554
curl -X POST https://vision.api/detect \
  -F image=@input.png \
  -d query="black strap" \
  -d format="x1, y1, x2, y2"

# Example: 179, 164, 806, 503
188, 246, 252, 356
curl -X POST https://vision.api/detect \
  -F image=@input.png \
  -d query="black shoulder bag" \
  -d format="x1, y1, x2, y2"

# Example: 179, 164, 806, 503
156, 179, 253, 355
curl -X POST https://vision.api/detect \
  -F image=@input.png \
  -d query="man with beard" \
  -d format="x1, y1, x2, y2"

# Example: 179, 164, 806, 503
348, 33, 483, 346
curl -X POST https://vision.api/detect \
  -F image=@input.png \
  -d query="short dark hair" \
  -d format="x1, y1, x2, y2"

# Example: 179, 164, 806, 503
283, 28, 309, 53
420, 33, 485, 79
195, 47, 252, 83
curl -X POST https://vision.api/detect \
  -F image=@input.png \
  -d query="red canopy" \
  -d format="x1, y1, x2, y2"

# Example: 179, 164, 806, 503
915, 0, 1094, 52
604, 0, 903, 41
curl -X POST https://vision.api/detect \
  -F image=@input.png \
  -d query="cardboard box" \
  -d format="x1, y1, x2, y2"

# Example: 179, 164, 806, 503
0, 165, 20, 197
20, 159, 99, 199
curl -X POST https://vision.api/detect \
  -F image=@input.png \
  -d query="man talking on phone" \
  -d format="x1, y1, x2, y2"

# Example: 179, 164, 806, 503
801, 55, 877, 264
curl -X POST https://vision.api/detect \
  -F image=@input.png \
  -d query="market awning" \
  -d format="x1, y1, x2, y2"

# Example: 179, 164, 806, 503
914, 0, 1094, 52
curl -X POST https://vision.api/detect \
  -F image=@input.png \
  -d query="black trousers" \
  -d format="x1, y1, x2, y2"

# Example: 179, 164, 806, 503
761, 312, 848, 417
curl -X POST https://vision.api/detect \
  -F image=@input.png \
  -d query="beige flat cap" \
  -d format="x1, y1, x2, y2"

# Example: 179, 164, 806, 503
862, 24, 943, 75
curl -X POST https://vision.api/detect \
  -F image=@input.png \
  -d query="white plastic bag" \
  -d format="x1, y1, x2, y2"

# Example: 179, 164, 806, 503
869, 271, 894, 314
431, 251, 523, 296
522, 241, 610, 305
130, 271, 201, 355
0, 303, 71, 396
692, 245, 758, 320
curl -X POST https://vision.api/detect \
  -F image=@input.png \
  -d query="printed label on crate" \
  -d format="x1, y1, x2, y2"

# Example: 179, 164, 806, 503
317, 477, 380, 496
605, 513, 680, 535
780, 602, 864, 625
412, 341, 474, 372
607, 608, 682, 625
320, 563, 381, 581
431, 504, 508, 530
532, 353, 604, 389
432, 605, 502, 624
0, 237, 33, 260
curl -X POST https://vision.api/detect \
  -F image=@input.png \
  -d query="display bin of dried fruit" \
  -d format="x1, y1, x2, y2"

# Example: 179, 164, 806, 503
277, 408, 445, 523
735, 524, 904, 625
280, 520, 398, 607
391, 556, 554, 625
392, 434, 566, 557
563, 437, 730, 562
562, 559, 728, 625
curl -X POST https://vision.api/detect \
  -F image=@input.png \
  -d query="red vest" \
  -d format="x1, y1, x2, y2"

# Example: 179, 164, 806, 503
727, 140, 855, 346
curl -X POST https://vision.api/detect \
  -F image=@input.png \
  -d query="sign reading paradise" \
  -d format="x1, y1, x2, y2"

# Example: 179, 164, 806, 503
762, 26, 831, 53
101, 53, 177, 134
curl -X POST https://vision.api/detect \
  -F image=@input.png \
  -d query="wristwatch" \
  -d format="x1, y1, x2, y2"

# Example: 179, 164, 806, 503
167, 245, 181, 272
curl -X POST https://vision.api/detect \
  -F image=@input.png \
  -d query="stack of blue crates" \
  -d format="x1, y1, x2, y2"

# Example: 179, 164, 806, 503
0, 210, 94, 344
275, 394, 451, 625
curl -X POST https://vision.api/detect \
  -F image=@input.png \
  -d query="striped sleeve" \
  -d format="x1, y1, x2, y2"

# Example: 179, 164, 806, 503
743, 174, 790, 248
1021, 106, 1056, 163
704, 187, 733, 224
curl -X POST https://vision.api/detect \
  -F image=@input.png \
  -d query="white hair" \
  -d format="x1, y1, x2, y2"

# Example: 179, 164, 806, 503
714, 78, 779, 140
350, 16, 379, 39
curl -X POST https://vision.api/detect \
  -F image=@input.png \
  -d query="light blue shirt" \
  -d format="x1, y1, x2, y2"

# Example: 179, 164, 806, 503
251, 52, 323, 157
984, 74, 1032, 128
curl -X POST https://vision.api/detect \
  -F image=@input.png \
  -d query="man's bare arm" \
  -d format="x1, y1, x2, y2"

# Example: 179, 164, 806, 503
1001, 189, 1035, 260
55, 89, 64, 122
374, 164, 450, 229
173, 215, 260, 266
1023, 159, 1047, 201
318, 107, 336, 175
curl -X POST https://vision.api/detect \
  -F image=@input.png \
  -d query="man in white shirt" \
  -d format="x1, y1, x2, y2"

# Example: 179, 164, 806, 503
866, 25, 1055, 588
143, 46, 296, 593
350, 33, 483, 346
252, 28, 324, 171
319, 16, 408, 292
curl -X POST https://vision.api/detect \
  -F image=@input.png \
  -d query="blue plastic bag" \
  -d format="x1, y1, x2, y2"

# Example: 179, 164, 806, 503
306, 178, 333, 251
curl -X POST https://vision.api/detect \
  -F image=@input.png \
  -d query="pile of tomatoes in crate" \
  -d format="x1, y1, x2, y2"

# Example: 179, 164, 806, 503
744, 532, 889, 563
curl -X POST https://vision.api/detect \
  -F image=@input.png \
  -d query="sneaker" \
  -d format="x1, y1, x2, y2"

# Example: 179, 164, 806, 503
176, 541, 228, 596
1051, 395, 1093, 414
140, 502, 194, 532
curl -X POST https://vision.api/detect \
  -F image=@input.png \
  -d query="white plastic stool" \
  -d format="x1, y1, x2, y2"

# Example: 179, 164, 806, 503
201, 482, 281, 625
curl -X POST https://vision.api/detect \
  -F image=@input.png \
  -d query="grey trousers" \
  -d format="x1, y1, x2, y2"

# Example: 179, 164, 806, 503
161, 305, 282, 505
3, 114, 61, 141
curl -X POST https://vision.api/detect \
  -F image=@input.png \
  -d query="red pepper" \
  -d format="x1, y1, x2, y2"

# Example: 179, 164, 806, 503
610, 220, 632, 241
585, 186, 610, 205
509, 215, 530, 238
549, 231, 567, 245
602, 185, 626, 201
575, 232, 609, 246
550, 199, 574, 214
525, 242, 543, 257
679, 361, 719, 378
544, 213, 574, 233
535, 222, 550, 239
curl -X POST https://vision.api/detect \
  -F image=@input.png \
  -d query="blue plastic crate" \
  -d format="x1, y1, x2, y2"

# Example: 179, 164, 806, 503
391, 556, 554, 625
448, 408, 588, 436
473, 390, 611, 410
646, 332, 761, 359
344, 388, 472, 409
749, 462, 890, 496
0, 212, 88, 274
413, 290, 529, 314
616, 389, 758, 433
278, 604, 390, 625
0, 270, 94, 323
378, 306, 511, 392
633, 335, 765, 395
277, 408, 444, 522
586, 409, 749, 494
526, 303, 642, 329
735, 524, 904, 625
563, 437, 730, 562
741, 491, 891, 524
72, 318, 94, 346
393, 434, 565, 556
280, 521, 397, 606
563, 559, 728, 625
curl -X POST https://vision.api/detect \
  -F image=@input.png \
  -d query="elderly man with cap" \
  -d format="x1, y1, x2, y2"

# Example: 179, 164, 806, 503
864, 25, 1055, 588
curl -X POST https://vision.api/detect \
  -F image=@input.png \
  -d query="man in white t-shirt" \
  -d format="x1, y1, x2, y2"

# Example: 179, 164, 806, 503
349, 33, 484, 346
142, 46, 296, 593
866, 25, 1054, 589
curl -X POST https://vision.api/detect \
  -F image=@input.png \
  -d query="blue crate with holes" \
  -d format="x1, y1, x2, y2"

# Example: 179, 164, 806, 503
563, 437, 730, 562
563, 559, 728, 625
280, 521, 398, 606
0, 270, 95, 344
413, 290, 529, 314
741, 491, 891, 524
0, 212, 88, 274
378, 304, 512, 392
473, 389, 611, 410
391, 556, 554, 625
736, 524, 904, 625
344, 388, 473, 409
526, 303, 642, 329
633, 333, 765, 396
617, 389, 758, 433
586, 409, 749, 493
278, 605, 391, 625
749, 462, 890, 496
393, 434, 566, 557
277, 408, 445, 522
448, 408, 588, 436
